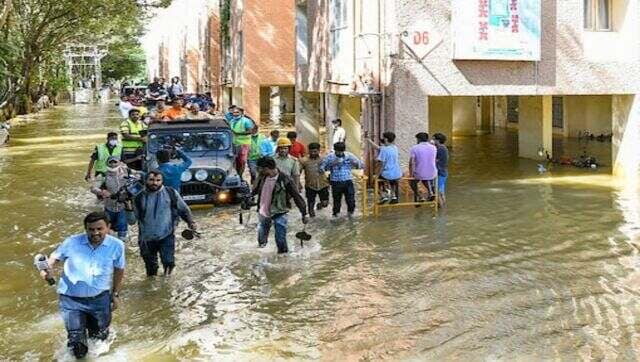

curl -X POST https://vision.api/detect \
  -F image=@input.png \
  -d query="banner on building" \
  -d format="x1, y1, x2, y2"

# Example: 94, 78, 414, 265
452, 0, 541, 61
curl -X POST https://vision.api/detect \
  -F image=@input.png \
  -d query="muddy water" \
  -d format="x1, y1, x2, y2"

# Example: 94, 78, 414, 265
2, 104, 640, 360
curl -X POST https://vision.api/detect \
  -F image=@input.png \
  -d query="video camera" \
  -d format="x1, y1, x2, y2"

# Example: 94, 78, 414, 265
238, 182, 255, 210
111, 175, 143, 203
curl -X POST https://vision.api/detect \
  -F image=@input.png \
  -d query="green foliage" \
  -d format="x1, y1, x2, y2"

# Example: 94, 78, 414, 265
0, 0, 170, 115
102, 40, 146, 82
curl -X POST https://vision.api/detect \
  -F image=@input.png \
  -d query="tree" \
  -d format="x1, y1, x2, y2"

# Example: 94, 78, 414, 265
102, 40, 146, 82
0, 0, 11, 29
0, 0, 160, 115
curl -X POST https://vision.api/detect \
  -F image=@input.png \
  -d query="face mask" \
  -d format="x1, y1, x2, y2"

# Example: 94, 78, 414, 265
107, 165, 119, 173
108, 139, 118, 147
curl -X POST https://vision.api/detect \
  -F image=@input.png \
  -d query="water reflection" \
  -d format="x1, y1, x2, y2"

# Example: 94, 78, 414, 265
1, 105, 640, 359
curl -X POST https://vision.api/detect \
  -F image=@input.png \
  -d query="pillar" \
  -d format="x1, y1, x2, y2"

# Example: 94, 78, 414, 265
494, 96, 508, 128
269, 86, 281, 125
244, 85, 260, 123
295, 91, 322, 145
518, 95, 553, 160
612, 95, 640, 181
452, 96, 476, 136
477, 96, 492, 135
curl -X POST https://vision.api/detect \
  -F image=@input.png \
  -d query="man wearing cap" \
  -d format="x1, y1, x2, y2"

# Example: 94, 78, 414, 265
85, 132, 123, 181
91, 157, 135, 239
274, 138, 301, 191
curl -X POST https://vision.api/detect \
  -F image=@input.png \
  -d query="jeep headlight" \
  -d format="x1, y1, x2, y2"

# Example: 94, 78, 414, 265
180, 170, 192, 182
195, 169, 208, 181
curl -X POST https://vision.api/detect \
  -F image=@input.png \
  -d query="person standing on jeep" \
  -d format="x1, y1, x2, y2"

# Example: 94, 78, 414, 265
229, 107, 255, 178
125, 170, 197, 276
252, 157, 308, 254
119, 109, 147, 170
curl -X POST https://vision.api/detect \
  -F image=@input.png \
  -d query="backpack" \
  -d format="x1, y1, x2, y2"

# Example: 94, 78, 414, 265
134, 186, 178, 221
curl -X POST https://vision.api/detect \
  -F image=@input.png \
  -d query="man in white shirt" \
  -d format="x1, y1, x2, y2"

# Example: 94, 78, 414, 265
118, 96, 134, 119
332, 118, 346, 146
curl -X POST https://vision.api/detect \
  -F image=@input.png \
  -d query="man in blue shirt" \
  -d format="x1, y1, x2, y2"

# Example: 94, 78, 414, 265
156, 147, 192, 192
368, 132, 402, 204
260, 130, 279, 157
320, 142, 363, 219
41, 212, 125, 359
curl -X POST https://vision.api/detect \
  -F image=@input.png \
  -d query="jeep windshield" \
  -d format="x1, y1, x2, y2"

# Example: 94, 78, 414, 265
148, 131, 231, 154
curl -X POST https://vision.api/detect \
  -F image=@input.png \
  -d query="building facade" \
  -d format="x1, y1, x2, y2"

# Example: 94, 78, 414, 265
296, 0, 640, 179
221, 0, 296, 122
143, 0, 221, 104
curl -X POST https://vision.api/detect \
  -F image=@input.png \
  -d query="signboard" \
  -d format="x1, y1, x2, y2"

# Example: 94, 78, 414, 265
401, 21, 443, 60
452, 0, 541, 61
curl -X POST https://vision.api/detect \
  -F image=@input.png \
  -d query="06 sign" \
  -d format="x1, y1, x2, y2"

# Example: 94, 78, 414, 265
413, 31, 430, 46
402, 21, 443, 60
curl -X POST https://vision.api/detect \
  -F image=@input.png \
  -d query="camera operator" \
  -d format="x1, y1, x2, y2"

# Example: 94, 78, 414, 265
40, 212, 125, 359
156, 144, 192, 192
125, 170, 197, 277
90, 156, 139, 240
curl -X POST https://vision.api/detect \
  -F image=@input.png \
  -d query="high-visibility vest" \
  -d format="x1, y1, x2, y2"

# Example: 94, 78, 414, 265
231, 117, 252, 145
121, 119, 147, 149
249, 134, 265, 160
95, 143, 123, 173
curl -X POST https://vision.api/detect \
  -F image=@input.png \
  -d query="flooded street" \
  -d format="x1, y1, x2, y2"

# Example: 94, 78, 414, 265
3, 104, 640, 360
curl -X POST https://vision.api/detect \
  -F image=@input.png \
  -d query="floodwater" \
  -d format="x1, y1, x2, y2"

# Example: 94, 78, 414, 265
2, 104, 640, 360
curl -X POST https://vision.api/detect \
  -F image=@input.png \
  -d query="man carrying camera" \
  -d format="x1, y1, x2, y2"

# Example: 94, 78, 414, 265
90, 156, 138, 240
40, 212, 125, 359
125, 170, 197, 276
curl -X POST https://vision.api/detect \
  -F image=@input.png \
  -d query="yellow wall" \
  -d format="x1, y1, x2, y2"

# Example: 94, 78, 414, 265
565, 96, 612, 138
452, 96, 476, 136
428, 97, 453, 139
339, 96, 362, 156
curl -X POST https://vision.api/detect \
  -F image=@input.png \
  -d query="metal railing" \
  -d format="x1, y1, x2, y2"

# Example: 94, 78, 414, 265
371, 176, 438, 216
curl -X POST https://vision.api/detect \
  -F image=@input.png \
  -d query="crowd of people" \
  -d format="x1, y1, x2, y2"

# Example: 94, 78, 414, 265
39, 80, 450, 358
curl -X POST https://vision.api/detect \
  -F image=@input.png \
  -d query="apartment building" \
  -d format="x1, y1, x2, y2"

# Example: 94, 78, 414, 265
296, 0, 640, 179
220, 0, 296, 122
144, 0, 221, 103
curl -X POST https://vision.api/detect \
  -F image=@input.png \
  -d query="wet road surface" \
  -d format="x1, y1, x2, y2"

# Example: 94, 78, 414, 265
1, 105, 640, 360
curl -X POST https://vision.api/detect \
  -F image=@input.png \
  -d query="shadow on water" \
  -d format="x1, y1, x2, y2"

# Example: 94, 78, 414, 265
2, 105, 640, 359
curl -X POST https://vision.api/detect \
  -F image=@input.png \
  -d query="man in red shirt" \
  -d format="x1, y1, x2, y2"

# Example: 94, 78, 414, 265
287, 131, 305, 159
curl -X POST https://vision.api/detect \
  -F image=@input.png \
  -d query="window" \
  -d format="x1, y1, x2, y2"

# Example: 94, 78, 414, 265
552, 96, 563, 128
237, 31, 243, 67
507, 96, 519, 123
296, 3, 309, 65
329, 0, 352, 82
584, 0, 611, 31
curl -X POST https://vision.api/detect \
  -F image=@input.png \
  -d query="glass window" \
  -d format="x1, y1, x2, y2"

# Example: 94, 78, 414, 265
597, 0, 610, 30
583, 0, 593, 29
296, 3, 309, 65
329, 0, 352, 83
584, 0, 611, 31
